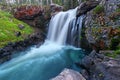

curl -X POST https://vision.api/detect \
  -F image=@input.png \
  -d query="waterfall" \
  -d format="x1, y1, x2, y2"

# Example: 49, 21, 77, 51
47, 8, 76, 44
67, 15, 85, 47
0, 7, 85, 80
47, 8, 84, 46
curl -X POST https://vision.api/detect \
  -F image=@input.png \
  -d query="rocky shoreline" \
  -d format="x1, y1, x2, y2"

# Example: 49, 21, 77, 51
52, 0, 120, 80
0, 31, 45, 64
52, 50, 120, 80
0, 0, 119, 80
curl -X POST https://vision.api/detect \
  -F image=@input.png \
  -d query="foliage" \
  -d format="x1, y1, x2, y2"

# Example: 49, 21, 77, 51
115, 49, 120, 55
105, 45, 120, 58
81, 0, 88, 2
105, 52, 118, 58
110, 38, 120, 50
0, 10, 33, 47
105, 48, 120, 58
116, 8, 120, 12
93, 5, 104, 14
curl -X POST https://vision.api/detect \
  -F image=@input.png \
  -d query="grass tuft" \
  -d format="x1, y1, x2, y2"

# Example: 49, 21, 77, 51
0, 10, 33, 47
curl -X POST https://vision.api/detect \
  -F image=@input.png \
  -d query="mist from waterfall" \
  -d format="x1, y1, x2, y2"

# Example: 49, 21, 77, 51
47, 8, 77, 44
0, 8, 85, 80
47, 8, 84, 46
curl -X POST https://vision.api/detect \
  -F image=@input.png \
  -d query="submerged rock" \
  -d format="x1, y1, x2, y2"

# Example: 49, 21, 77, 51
52, 68, 86, 80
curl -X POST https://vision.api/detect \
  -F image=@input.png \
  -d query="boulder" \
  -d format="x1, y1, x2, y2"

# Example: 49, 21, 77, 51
50, 3, 63, 16
77, 50, 120, 80
51, 68, 86, 80
15, 31, 21, 37
76, 1, 100, 17
14, 6, 43, 20
18, 24, 25, 30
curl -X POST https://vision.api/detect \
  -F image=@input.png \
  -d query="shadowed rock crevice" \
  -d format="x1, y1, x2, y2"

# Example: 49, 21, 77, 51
77, 1, 100, 17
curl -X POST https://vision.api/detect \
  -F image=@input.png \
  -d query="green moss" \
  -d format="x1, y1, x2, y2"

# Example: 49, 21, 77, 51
105, 52, 118, 58
110, 38, 120, 50
116, 8, 120, 12
93, 5, 104, 14
115, 50, 120, 55
105, 49, 120, 58
0, 10, 33, 47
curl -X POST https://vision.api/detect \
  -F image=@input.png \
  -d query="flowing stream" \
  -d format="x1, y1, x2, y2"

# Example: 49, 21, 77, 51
0, 8, 85, 80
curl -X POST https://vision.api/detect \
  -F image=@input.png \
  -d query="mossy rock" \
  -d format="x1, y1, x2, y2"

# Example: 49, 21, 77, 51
93, 5, 104, 14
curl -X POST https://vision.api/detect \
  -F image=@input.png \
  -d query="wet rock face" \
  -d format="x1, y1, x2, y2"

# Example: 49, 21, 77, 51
52, 68, 86, 80
77, 50, 120, 80
82, 0, 120, 52
99, 0, 120, 16
14, 5, 48, 29
76, 1, 100, 17
50, 3, 63, 16
14, 6, 43, 20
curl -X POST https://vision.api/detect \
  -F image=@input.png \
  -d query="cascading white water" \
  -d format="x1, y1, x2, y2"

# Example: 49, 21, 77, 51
67, 15, 85, 47
0, 8, 85, 80
47, 8, 77, 44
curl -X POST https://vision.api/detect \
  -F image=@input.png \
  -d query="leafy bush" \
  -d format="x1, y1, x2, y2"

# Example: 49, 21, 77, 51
93, 5, 104, 14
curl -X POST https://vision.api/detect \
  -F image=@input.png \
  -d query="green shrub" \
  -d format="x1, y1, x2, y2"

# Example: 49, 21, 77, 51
93, 5, 104, 14
115, 50, 120, 55
116, 8, 120, 12
105, 52, 117, 58
110, 38, 120, 50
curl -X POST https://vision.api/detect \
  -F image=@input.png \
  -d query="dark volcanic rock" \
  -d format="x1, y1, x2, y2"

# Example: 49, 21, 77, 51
15, 31, 21, 37
76, 1, 100, 17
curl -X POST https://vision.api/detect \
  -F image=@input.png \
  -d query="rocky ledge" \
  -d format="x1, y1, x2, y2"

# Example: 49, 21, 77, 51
53, 50, 120, 80
0, 31, 45, 64
76, 1, 100, 17
76, 50, 120, 80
